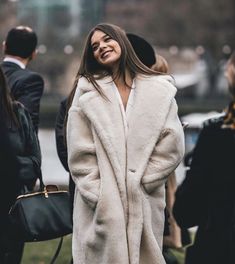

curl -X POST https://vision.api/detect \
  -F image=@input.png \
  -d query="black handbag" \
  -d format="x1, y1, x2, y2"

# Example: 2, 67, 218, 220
9, 169, 73, 243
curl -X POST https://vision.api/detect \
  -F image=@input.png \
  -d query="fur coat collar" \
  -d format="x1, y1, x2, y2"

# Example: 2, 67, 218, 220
76, 74, 177, 171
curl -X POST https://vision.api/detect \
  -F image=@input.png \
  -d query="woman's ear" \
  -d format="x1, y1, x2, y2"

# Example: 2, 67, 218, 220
31, 50, 38, 60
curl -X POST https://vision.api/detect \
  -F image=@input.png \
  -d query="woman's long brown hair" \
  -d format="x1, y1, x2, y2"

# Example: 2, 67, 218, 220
0, 66, 18, 127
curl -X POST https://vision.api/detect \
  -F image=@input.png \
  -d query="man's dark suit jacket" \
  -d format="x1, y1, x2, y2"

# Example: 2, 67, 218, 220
1, 61, 44, 133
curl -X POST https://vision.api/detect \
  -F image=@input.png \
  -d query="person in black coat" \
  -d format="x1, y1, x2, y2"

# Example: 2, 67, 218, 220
173, 51, 235, 264
0, 66, 41, 263
1, 26, 44, 134
55, 98, 75, 212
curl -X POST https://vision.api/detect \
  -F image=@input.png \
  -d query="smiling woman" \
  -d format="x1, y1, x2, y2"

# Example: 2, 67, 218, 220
65, 23, 185, 264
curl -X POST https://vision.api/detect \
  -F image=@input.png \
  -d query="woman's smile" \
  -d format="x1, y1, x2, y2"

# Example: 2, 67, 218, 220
100, 50, 113, 59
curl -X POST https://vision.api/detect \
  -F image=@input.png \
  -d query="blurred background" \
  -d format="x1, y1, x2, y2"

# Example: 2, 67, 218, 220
1, 0, 235, 185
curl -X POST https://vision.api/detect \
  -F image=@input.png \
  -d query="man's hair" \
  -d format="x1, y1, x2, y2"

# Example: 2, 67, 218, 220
5, 26, 37, 59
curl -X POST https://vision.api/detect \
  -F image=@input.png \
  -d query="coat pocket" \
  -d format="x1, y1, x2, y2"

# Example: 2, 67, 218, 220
78, 177, 100, 209
142, 175, 168, 194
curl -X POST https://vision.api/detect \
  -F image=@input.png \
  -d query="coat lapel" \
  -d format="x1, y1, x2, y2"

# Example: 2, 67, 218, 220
78, 77, 127, 201
79, 77, 126, 169
127, 75, 177, 178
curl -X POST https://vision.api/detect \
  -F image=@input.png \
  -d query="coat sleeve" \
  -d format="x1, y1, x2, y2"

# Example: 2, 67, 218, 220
15, 73, 44, 134
67, 105, 100, 209
0, 110, 19, 217
16, 106, 42, 190
142, 99, 185, 194
55, 98, 69, 172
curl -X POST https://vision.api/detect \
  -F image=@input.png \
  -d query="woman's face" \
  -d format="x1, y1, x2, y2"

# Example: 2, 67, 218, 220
91, 30, 121, 70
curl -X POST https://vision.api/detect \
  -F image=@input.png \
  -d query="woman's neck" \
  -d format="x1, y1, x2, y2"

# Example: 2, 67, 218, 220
113, 71, 133, 110
113, 71, 133, 91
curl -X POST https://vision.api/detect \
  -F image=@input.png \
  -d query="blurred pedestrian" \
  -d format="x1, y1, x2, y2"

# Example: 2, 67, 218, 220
55, 98, 75, 213
0, 66, 41, 263
153, 52, 191, 264
173, 51, 235, 264
152, 54, 170, 74
1, 25, 44, 134
66, 23, 184, 264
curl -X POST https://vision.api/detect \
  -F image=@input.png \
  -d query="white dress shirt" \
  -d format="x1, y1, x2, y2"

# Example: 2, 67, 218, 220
3, 57, 26, 69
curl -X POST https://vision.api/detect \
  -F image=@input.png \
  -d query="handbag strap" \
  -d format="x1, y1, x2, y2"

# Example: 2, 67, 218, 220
50, 237, 64, 264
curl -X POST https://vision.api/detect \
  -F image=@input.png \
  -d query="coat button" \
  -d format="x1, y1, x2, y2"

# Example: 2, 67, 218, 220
129, 169, 136, 173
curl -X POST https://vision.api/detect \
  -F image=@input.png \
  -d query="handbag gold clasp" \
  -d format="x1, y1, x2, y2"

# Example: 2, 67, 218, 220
44, 187, 49, 198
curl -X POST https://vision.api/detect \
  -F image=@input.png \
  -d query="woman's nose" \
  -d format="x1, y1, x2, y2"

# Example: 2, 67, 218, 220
99, 41, 106, 50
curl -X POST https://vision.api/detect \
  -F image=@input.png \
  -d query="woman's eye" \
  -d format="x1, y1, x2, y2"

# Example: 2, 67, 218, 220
104, 37, 111, 42
92, 45, 98, 51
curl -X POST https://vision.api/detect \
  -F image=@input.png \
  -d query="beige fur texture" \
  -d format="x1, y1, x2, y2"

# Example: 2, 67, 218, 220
67, 75, 185, 264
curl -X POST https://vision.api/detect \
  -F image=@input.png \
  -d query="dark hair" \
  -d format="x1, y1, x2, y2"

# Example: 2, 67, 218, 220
5, 26, 37, 59
0, 67, 18, 126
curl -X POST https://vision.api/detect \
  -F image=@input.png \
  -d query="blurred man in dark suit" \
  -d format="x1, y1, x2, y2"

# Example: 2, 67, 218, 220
1, 26, 43, 263
1, 26, 44, 134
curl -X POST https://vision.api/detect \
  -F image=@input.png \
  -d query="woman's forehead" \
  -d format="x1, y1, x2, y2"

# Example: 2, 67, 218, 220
91, 30, 107, 43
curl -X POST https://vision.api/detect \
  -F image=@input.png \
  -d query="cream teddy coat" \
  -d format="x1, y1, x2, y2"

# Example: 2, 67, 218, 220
67, 74, 185, 264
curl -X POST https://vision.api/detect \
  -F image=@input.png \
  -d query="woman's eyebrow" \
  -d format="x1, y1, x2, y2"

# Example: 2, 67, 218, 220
91, 34, 109, 47
91, 42, 97, 48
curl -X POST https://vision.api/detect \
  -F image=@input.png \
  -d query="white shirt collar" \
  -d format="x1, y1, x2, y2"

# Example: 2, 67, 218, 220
3, 57, 26, 69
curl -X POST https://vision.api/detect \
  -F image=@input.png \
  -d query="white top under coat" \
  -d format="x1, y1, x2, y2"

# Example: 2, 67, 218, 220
113, 80, 135, 138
